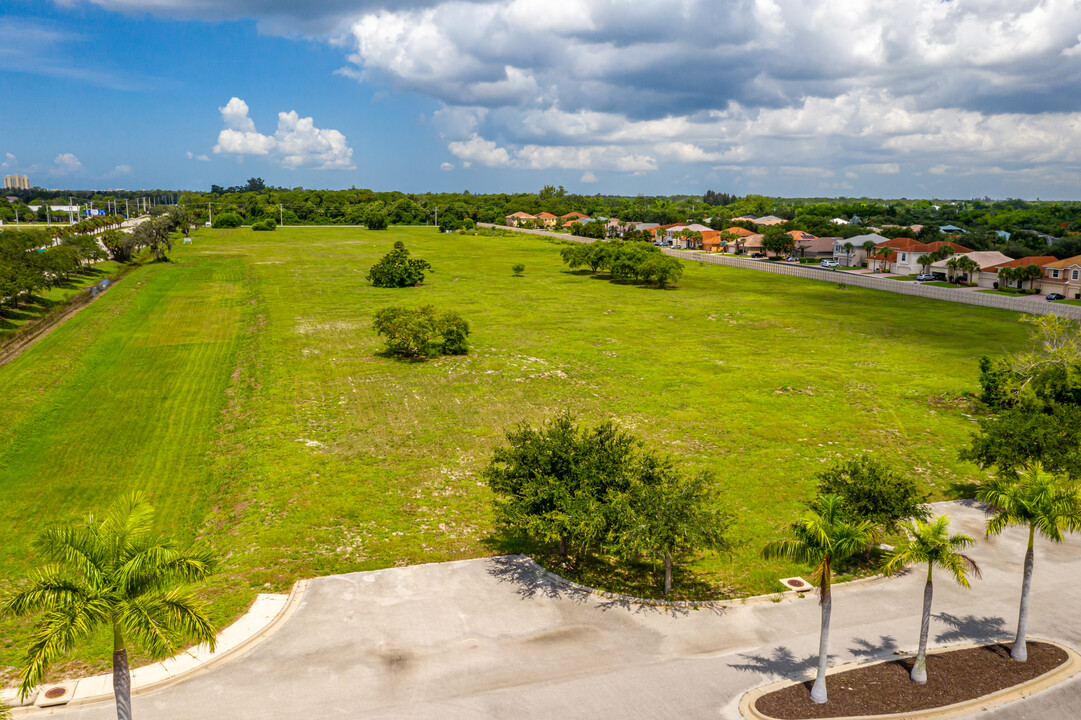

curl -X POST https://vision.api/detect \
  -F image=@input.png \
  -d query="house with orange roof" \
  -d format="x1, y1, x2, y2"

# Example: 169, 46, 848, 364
1042, 255, 1081, 299
724, 226, 757, 237
787, 230, 817, 241
866, 237, 974, 275
978, 256, 1057, 291
560, 211, 590, 226
535, 212, 558, 228
505, 211, 535, 227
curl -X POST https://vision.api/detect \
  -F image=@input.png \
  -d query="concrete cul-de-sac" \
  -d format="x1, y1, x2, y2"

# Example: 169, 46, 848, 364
53, 501, 1081, 719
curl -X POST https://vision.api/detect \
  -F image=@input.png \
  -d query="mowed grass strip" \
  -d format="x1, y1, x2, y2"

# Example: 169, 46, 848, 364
0, 257, 249, 676
0, 227, 1030, 678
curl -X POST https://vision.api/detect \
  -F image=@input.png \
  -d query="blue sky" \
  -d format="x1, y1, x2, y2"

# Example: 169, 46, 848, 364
2, 0, 1081, 198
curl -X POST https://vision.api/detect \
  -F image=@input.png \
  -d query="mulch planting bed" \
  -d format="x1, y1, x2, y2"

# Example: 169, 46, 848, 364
754, 641, 1067, 719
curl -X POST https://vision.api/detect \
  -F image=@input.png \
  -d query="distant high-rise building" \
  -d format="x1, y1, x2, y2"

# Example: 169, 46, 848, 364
3, 174, 30, 191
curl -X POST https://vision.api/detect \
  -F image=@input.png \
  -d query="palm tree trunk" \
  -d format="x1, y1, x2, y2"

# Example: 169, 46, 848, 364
810, 564, 832, 704
112, 626, 132, 720
811, 589, 831, 704
912, 564, 933, 683
1012, 526, 1035, 662
664, 553, 673, 596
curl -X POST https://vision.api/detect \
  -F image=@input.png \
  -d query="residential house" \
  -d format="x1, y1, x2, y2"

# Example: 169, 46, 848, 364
930, 251, 1012, 283
535, 212, 558, 228
633, 222, 660, 235
979, 256, 1057, 290
939, 224, 967, 234
724, 226, 757, 237
732, 215, 757, 222
867, 238, 973, 275
787, 230, 817, 242
994, 230, 1011, 241
561, 211, 589, 222
755, 215, 786, 226
834, 233, 888, 267
1043, 255, 1081, 299
505, 211, 535, 227
829, 217, 849, 225
736, 234, 766, 254
797, 236, 841, 258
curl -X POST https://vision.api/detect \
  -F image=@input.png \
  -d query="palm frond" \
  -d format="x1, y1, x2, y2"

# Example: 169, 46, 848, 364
34, 526, 106, 587
2, 566, 92, 616
16, 596, 110, 697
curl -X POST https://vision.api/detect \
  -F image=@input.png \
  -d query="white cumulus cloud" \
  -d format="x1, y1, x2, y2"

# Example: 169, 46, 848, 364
212, 97, 355, 170
51, 152, 82, 175
580, 171, 597, 183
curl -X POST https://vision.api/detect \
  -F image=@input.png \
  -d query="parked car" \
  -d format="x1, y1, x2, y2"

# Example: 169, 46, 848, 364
751, 252, 765, 258
916, 273, 935, 281
785, 256, 798, 262
1047, 293, 1066, 302
820, 259, 839, 268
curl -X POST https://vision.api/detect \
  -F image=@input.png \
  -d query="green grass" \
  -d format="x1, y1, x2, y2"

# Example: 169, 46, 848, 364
977, 289, 1039, 297
0, 227, 1033, 680
0, 262, 122, 340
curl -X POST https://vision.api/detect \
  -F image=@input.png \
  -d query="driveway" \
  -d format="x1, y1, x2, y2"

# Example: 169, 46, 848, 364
57, 501, 1081, 719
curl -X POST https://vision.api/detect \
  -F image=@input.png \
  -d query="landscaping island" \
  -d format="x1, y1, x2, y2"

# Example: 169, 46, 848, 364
752, 641, 1068, 719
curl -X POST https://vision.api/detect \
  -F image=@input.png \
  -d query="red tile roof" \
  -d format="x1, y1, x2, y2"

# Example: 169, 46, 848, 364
536, 212, 557, 219
987, 256, 1057, 271
724, 226, 757, 236
876, 237, 928, 252
922, 240, 974, 254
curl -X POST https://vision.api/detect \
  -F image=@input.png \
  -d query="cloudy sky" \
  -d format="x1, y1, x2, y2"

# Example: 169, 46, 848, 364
2, 0, 1080, 197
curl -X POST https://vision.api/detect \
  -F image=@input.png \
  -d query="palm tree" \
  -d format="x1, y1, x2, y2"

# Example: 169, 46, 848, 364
1024, 264, 1043, 291
861, 240, 876, 267
998, 265, 1016, 290
883, 516, 981, 683
2, 493, 218, 720
842, 241, 854, 266
917, 254, 934, 277
762, 495, 875, 704
978, 464, 1081, 661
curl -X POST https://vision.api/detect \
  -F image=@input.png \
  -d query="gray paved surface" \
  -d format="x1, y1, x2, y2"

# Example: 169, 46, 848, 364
54, 501, 1081, 719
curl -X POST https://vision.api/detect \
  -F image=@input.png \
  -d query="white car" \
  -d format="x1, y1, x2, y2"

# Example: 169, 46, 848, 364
820, 259, 839, 268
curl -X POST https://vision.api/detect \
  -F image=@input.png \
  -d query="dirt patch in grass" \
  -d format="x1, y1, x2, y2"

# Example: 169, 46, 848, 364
754, 641, 1067, 719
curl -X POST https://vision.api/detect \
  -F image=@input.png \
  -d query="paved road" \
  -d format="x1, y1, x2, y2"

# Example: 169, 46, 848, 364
58, 501, 1081, 719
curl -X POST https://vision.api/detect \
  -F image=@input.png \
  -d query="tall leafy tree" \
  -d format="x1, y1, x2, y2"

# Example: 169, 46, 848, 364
612, 456, 732, 595
815, 456, 929, 536
1, 493, 218, 720
978, 464, 1081, 661
883, 516, 981, 683
762, 495, 875, 704
483, 414, 638, 556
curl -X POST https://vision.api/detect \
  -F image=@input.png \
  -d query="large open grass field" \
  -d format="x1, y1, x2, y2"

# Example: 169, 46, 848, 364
0, 226, 1032, 678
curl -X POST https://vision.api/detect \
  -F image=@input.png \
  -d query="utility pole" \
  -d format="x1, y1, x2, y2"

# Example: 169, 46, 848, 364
280, 204, 283, 226
125, 199, 129, 218
69, 197, 74, 225
208, 202, 213, 226
14, 205, 18, 228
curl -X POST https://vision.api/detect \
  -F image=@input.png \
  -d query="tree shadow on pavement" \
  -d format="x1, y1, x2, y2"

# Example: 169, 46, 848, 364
848, 635, 898, 658
933, 612, 1008, 643
484, 554, 591, 604
728, 647, 827, 679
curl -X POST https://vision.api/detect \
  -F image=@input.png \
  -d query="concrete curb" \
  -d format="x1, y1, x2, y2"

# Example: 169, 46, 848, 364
513, 555, 888, 610
6, 579, 308, 714
737, 638, 1081, 720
